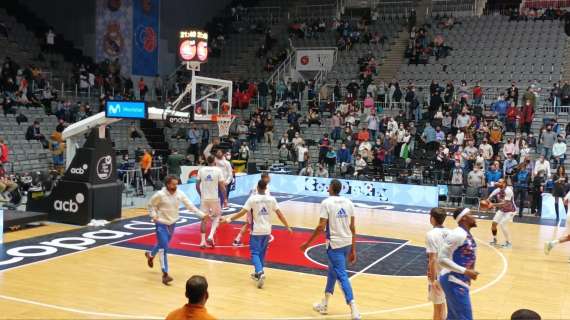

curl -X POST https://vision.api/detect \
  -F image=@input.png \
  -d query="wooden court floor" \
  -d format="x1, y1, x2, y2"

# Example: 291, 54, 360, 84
2, 202, 570, 319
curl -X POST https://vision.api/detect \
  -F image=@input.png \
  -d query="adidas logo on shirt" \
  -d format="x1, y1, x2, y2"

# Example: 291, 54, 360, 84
259, 207, 269, 215
205, 174, 213, 181
337, 208, 348, 218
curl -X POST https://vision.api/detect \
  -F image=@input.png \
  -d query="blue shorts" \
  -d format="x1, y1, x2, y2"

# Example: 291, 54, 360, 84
439, 273, 472, 320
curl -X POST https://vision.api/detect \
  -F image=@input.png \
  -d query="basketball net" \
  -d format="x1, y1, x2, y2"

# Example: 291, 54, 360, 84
212, 114, 235, 137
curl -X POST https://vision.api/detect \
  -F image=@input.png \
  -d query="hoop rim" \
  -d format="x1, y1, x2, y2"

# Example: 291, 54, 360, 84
211, 114, 236, 122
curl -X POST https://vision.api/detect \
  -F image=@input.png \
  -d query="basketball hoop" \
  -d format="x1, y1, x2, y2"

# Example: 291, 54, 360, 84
212, 114, 236, 137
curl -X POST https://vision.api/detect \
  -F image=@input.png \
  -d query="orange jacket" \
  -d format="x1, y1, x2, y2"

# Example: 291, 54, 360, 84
166, 304, 216, 320
140, 153, 152, 170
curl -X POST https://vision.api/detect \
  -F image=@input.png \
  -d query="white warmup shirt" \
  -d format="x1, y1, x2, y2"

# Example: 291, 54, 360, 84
216, 158, 233, 185
425, 227, 451, 275
148, 188, 204, 225
320, 196, 354, 249
243, 194, 280, 236
197, 166, 224, 200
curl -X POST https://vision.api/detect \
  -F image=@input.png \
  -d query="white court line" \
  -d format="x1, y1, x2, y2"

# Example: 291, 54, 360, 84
0, 294, 161, 319
0, 203, 509, 319
349, 241, 410, 280
302, 240, 425, 278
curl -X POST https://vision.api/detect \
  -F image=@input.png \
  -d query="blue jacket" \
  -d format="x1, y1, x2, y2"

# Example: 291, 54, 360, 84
493, 100, 508, 115
485, 169, 502, 184
337, 148, 352, 163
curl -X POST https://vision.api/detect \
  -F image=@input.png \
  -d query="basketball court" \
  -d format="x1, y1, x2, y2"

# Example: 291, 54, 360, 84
2, 191, 570, 319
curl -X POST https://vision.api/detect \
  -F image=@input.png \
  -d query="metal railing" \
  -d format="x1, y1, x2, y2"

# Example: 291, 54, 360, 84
244, 6, 281, 21
522, 0, 570, 8
292, 4, 339, 19
267, 50, 295, 86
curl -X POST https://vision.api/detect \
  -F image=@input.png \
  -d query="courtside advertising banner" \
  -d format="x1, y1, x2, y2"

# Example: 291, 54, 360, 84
295, 49, 335, 71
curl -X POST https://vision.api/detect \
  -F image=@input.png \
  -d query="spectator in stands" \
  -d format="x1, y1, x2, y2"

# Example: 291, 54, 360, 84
540, 125, 556, 159
48, 132, 65, 175
354, 154, 367, 177
200, 125, 210, 153
25, 121, 47, 147
55, 118, 66, 133
299, 162, 313, 176
166, 275, 215, 320
203, 137, 219, 159
129, 124, 142, 140
167, 149, 185, 177
238, 142, 250, 163
0, 163, 17, 202
552, 82, 562, 116
486, 162, 502, 193
519, 100, 534, 135
467, 164, 485, 189
318, 134, 331, 163
315, 163, 329, 178
513, 161, 531, 217
531, 169, 545, 216
278, 143, 289, 163
263, 114, 274, 147
562, 81, 570, 106
0, 138, 8, 164
297, 142, 308, 171
473, 82, 483, 105
505, 102, 518, 132
45, 29, 55, 53
553, 135, 567, 167
503, 153, 518, 180
138, 78, 147, 100
507, 81, 519, 106
492, 94, 509, 123
533, 155, 551, 178
552, 166, 567, 220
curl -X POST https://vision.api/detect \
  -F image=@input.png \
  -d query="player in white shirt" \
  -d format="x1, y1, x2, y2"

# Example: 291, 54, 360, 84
485, 179, 517, 248
145, 175, 207, 285
222, 179, 292, 288
425, 208, 450, 320
300, 179, 360, 320
233, 172, 271, 246
544, 189, 570, 256
196, 155, 226, 249
215, 149, 233, 209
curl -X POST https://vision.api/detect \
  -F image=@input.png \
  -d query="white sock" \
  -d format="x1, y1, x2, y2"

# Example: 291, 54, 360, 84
349, 300, 359, 314
235, 233, 242, 242
500, 223, 510, 243
201, 233, 206, 243
324, 292, 332, 305
208, 217, 220, 239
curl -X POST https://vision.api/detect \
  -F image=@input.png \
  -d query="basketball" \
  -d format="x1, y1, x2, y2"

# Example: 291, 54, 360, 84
480, 199, 493, 210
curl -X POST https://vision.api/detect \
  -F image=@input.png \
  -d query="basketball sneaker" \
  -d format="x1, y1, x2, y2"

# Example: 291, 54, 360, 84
501, 242, 512, 249
144, 252, 154, 268
251, 272, 265, 288
232, 240, 242, 247
162, 273, 173, 285
545, 241, 554, 255
489, 239, 498, 246
312, 302, 328, 315
200, 241, 207, 249
206, 237, 215, 248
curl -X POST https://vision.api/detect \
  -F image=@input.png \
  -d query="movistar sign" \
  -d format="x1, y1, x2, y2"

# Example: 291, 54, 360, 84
105, 100, 148, 120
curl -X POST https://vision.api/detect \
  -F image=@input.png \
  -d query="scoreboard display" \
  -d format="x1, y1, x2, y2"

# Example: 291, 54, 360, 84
178, 29, 208, 63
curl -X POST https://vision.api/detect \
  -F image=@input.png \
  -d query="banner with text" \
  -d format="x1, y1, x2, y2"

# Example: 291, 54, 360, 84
295, 49, 335, 71
132, 0, 159, 76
